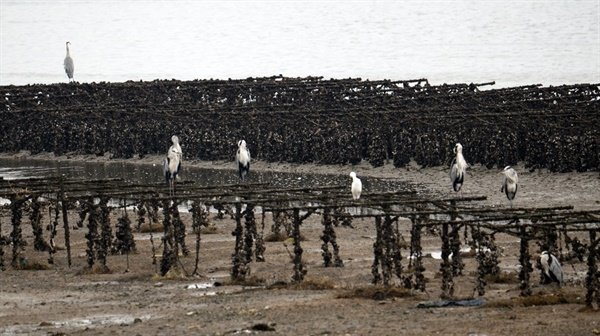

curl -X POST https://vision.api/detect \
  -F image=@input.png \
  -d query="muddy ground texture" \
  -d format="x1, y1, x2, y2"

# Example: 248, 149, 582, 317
1, 156, 599, 336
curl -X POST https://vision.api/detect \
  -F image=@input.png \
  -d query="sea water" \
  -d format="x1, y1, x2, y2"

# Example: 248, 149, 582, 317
1, 0, 598, 87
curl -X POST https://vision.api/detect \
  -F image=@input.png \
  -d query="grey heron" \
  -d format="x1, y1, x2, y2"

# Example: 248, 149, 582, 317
163, 135, 182, 195
539, 251, 563, 286
500, 165, 519, 207
350, 171, 362, 200
235, 140, 251, 181
450, 143, 467, 193
64, 42, 74, 82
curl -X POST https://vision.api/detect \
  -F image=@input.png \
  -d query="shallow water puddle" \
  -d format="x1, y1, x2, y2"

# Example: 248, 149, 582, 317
186, 282, 214, 289
184, 281, 264, 297
1, 314, 153, 335
185, 281, 220, 296
0, 157, 416, 192
67, 280, 123, 288
134, 232, 165, 241
52, 314, 148, 327
422, 247, 492, 260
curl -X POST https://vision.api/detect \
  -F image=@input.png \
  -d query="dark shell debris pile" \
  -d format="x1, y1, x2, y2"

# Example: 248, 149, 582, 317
1, 76, 598, 172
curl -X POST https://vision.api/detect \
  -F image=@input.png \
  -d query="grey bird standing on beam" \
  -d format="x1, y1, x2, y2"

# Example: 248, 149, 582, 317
236, 140, 250, 181
64, 42, 74, 82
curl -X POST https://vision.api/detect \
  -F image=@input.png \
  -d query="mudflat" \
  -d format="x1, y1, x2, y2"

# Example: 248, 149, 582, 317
1, 154, 599, 335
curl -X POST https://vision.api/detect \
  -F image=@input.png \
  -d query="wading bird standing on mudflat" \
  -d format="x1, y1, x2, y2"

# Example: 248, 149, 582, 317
163, 135, 182, 196
538, 251, 563, 286
236, 140, 251, 181
350, 171, 362, 200
500, 165, 519, 207
64, 42, 74, 82
450, 143, 467, 194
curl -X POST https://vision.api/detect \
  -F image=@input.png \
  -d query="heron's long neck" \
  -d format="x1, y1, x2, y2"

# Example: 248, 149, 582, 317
66, 45, 70, 56
456, 152, 466, 169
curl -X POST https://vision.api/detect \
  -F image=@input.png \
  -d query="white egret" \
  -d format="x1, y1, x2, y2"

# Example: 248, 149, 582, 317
539, 251, 563, 285
500, 166, 519, 207
163, 135, 182, 195
350, 172, 362, 200
235, 140, 251, 181
450, 143, 467, 193
64, 42, 74, 82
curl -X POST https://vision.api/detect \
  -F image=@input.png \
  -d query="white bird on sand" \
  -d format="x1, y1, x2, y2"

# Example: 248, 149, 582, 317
539, 251, 563, 286
350, 172, 362, 200
163, 135, 182, 195
500, 166, 519, 207
450, 143, 467, 193
64, 41, 74, 82
235, 140, 251, 181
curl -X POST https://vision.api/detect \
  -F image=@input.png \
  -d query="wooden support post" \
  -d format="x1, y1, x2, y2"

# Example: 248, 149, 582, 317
410, 212, 426, 292
329, 222, 343, 267
255, 210, 266, 262
30, 197, 49, 252
585, 230, 598, 307
321, 208, 333, 267
48, 197, 59, 265
518, 221, 532, 296
231, 202, 247, 281
85, 199, 97, 269
59, 180, 72, 268
171, 203, 180, 262
382, 215, 395, 285
474, 224, 487, 296
9, 196, 25, 268
440, 221, 454, 298
449, 201, 463, 276
292, 208, 305, 282
191, 202, 208, 276
0, 209, 4, 271
159, 199, 174, 276
172, 201, 189, 257
97, 197, 112, 270
243, 203, 256, 264
392, 217, 404, 280
371, 216, 383, 284
147, 198, 159, 271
